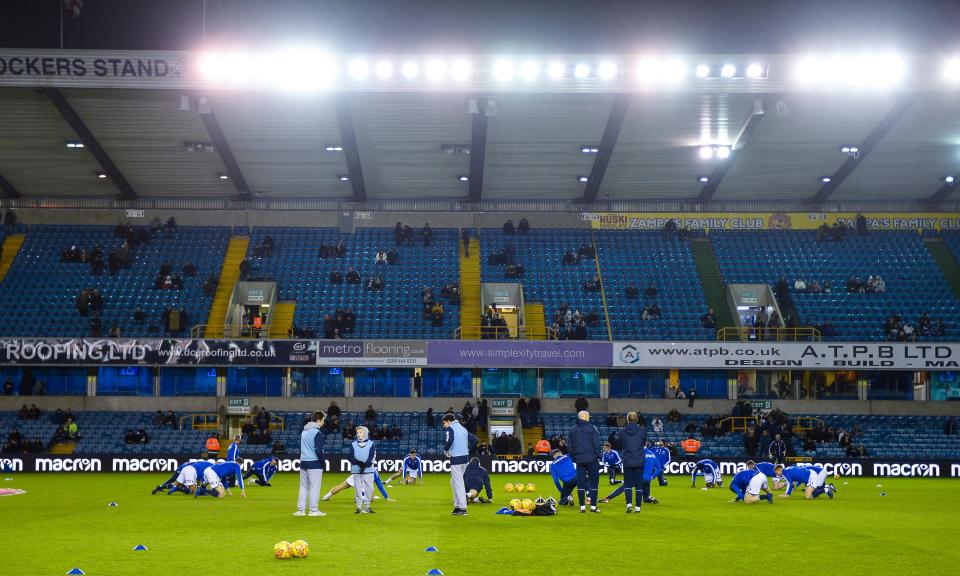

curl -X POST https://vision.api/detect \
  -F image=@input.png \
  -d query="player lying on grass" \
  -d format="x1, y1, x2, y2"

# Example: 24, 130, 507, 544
464, 457, 493, 503
322, 470, 394, 502
691, 458, 723, 488
598, 447, 662, 505
729, 461, 773, 504
780, 464, 836, 499
163, 461, 212, 495
754, 461, 786, 490
195, 461, 246, 498
385, 450, 423, 485
649, 441, 671, 487
550, 449, 578, 505
243, 457, 279, 487
600, 442, 623, 485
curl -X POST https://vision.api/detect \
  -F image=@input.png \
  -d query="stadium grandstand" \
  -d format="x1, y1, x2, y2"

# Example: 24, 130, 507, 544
2, 1, 960, 574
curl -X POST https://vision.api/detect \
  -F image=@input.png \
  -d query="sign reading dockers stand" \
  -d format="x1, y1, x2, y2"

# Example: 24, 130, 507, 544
614, 341, 960, 371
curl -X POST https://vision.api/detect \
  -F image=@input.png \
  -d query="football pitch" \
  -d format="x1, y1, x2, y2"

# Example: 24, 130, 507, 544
1, 473, 959, 576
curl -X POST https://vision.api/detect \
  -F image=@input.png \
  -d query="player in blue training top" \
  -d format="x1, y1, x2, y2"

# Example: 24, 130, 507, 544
196, 461, 246, 498
153, 458, 208, 495
242, 457, 279, 487
729, 461, 773, 504
226, 434, 242, 462
322, 470, 394, 502
550, 449, 578, 505
781, 464, 836, 499
163, 460, 212, 495
691, 458, 723, 488
600, 442, 623, 485
649, 442, 672, 486
599, 447, 663, 504
755, 461, 785, 490
464, 457, 494, 504
386, 450, 424, 485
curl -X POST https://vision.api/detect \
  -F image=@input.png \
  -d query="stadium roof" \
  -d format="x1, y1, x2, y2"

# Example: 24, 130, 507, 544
0, 49, 959, 206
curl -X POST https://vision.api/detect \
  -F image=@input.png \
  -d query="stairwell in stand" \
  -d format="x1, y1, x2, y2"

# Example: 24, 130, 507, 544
269, 301, 296, 338
50, 441, 76, 455
691, 237, 735, 331
459, 237, 481, 339
205, 236, 250, 337
523, 302, 547, 339
0, 233, 25, 284
925, 238, 960, 299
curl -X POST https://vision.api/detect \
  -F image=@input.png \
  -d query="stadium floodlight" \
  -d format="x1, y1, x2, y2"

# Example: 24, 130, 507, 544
425, 59, 446, 81
698, 176, 710, 183
946, 176, 955, 184
746, 63, 764, 78
338, 175, 350, 182
65, 140, 84, 148
325, 145, 343, 152
519, 60, 540, 82
699, 146, 714, 159
578, 176, 589, 182
663, 59, 687, 83
375, 61, 394, 79
492, 59, 515, 82
581, 146, 599, 154
348, 59, 370, 80
598, 61, 618, 80
720, 64, 736, 78
636, 57, 687, 85
945, 58, 960, 82
695, 64, 710, 78
841, 146, 851, 153
716, 146, 731, 159
820, 176, 832, 183
450, 59, 472, 81
401, 61, 420, 79
794, 53, 906, 88
458, 175, 469, 182
574, 63, 591, 79
218, 173, 230, 180
547, 61, 566, 80
97, 172, 108, 179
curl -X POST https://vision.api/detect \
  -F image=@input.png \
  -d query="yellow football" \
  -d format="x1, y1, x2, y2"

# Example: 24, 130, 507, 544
526, 483, 536, 492
514, 482, 525, 493
290, 539, 309, 558
509, 498, 522, 510
521, 498, 535, 511
273, 541, 292, 560
504, 483, 515, 493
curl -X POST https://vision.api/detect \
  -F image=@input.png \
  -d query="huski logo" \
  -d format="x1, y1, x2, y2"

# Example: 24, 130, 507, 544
873, 463, 940, 477
619, 344, 639, 364
35, 458, 101, 472
112, 458, 178, 472
0, 458, 23, 472
293, 342, 307, 352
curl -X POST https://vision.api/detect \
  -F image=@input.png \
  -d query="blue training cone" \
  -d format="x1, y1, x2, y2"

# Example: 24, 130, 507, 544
108, 502, 119, 507
66, 569, 85, 575
425, 546, 438, 552
133, 545, 148, 551
426, 570, 444, 575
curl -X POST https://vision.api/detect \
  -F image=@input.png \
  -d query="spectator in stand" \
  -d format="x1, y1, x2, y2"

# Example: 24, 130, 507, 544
944, 418, 956, 436
89, 312, 103, 337
28, 404, 40, 420
662, 219, 677, 239
109, 323, 121, 338
423, 223, 433, 247
261, 235, 275, 257
688, 387, 697, 408
645, 284, 658, 297
163, 410, 177, 429
503, 219, 515, 235
256, 407, 271, 433
918, 313, 932, 337
387, 248, 399, 265
133, 307, 146, 325
625, 284, 639, 299
345, 267, 360, 284
701, 308, 717, 328
2, 378, 12, 396
239, 258, 251, 281
17, 404, 28, 420
364, 405, 377, 425
856, 212, 868, 234
4, 209, 17, 234
518, 218, 530, 233
375, 250, 387, 265
583, 275, 601, 292
936, 318, 947, 337
329, 270, 343, 284
820, 320, 838, 339
402, 225, 414, 245
124, 429, 138, 444
431, 301, 445, 325
65, 417, 78, 440
326, 401, 341, 419
562, 249, 579, 265
574, 396, 589, 413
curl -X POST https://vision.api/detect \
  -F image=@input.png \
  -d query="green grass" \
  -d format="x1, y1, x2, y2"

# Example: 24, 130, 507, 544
1, 473, 959, 575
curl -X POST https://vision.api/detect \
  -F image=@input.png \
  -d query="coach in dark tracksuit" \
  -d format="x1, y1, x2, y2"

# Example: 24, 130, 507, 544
618, 412, 647, 513
769, 434, 787, 465
568, 410, 602, 513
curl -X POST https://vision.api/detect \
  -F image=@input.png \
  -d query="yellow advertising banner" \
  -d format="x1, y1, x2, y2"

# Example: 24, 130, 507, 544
583, 212, 960, 231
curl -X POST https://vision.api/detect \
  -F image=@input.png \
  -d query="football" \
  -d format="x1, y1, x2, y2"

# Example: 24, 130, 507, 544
504, 482, 515, 493
514, 482, 525, 493
290, 539, 309, 558
526, 483, 536, 492
509, 498, 522, 510
521, 498, 535, 511
273, 541, 292, 560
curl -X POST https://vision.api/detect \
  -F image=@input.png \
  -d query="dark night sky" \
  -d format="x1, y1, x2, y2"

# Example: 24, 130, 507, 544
1, 0, 959, 54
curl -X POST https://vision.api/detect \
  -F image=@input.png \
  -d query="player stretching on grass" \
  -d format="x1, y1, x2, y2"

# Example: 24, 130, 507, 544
153, 458, 208, 494
164, 461, 212, 495
781, 464, 836, 499
385, 450, 423, 485
195, 461, 246, 498
690, 458, 723, 488
322, 470, 394, 502
754, 462, 785, 490
243, 457, 279, 487
464, 457, 493, 504
550, 449, 578, 506
598, 447, 662, 506
729, 462, 773, 504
